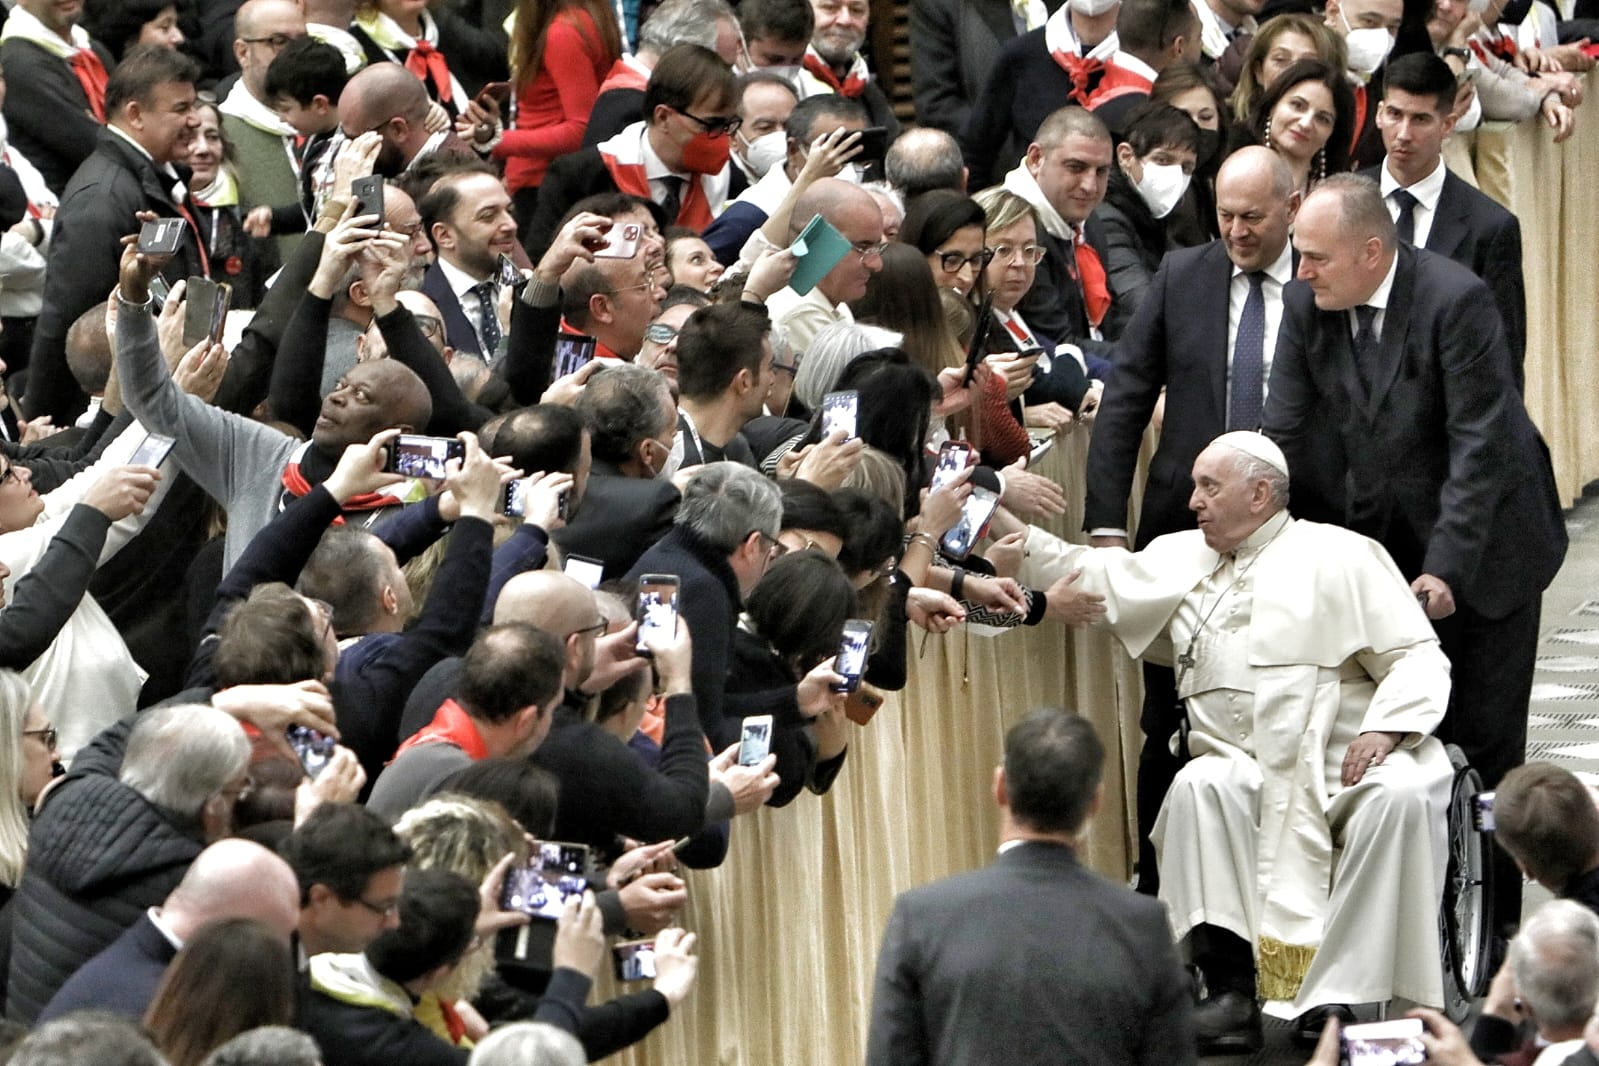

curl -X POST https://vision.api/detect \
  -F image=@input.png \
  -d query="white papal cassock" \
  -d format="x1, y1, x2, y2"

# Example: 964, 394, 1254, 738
1020, 510, 1454, 1014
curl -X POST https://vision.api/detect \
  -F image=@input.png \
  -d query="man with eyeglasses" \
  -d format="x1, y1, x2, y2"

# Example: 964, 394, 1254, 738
763, 176, 883, 355
1083, 146, 1301, 898
795, 0, 901, 140
282, 801, 414, 961
0, 0, 116, 196
23, 47, 208, 425
528, 44, 745, 261
219, 0, 308, 262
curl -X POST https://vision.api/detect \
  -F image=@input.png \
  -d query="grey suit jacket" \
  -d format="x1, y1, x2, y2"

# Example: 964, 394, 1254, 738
867, 841, 1195, 1066
910, 0, 1022, 135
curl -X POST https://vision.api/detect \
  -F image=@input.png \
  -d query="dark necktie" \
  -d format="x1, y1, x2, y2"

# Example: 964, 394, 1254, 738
1353, 304, 1381, 394
1391, 188, 1419, 245
657, 176, 683, 224
1228, 272, 1266, 430
472, 280, 501, 356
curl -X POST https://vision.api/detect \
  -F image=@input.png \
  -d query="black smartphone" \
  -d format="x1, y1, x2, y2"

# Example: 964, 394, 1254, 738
821, 390, 858, 442
137, 217, 187, 255
963, 291, 996, 386
383, 433, 465, 479
499, 841, 591, 921
1340, 1018, 1426, 1066
831, 618, 873, 693
182, 276, 231, 348
350, 174, 385, 221
612, 939, 657, 981
940, 485, 1000, 560
930, 440, 973, 493
128, 432, 176, 468
635, 573, 680, 653
286, 724, 336, 780
478, 80, 511, 105
554, 332, 597, 379
855, 125, 889, 162
148, 274, 171, 308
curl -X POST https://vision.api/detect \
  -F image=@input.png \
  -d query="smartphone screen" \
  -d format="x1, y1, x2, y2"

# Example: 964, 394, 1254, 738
738, 715, 773, 766
821, 390, 858, 441
563, 554, 604, 590
383, 434, 465, 479
500, 478, 527, 518
499, 841, 591, 921
554, 333, 598, 379
182, 277, 231, 348
497, 253, 520, 289
594, 222, 641, 259
930, 441, 973, 493
148, 274, 171, 308
612, 939, 657, 981
940, 485, 1000, 560
1475, 790, 1496, 831
1341, 1019, 1426, 1066
137, 217, 187, 255
831, 619, 873, 693
286, 724, 336, 780
128, 432, 176, 468
635, 574, 680, 653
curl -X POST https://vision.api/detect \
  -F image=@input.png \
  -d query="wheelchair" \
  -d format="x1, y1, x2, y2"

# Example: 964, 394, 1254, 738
1439, 743, 1495, 1022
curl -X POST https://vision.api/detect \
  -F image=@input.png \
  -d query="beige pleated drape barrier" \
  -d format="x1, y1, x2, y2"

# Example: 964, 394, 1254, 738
1469, 113, 1599, 506
596, 433, 1146, 1066
595, 89, 1599, 1063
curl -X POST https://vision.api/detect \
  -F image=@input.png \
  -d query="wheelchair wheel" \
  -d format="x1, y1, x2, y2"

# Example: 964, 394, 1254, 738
1440, 746, 1494, 1022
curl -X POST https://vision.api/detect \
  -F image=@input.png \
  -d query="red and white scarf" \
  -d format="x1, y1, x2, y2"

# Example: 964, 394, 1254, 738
596, 122, 727, 231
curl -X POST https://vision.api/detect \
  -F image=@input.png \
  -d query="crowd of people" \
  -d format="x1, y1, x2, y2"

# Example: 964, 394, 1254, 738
0, 0, 1585, 1059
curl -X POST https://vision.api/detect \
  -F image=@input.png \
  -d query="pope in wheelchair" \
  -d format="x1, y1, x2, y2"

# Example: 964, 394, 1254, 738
1019, 432, 1455, 1053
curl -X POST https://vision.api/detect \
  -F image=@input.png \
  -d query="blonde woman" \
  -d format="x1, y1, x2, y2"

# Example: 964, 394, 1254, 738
0, 669, 56, 906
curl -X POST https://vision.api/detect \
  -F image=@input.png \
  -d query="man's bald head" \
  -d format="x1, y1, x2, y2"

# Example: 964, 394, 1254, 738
163, 839, 301, 942
1215, 146, 1300, 272
233, 0, 306, 100
793, 179, 883, 305
339, 64, 430, 172
494, 571, 596, 635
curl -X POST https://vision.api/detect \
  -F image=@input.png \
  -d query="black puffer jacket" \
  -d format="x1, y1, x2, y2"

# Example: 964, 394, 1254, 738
4, 771, 204, 1023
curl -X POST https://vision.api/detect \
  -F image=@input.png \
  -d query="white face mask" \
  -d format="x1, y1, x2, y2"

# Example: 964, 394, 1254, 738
1340, 9, 1395, 75
1133, 161, 1190, 218
1068, 0, 1119, 15
760, 64, 802, 87
737, 130, 788, 178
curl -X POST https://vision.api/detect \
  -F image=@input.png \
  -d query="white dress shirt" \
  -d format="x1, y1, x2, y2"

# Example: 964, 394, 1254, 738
437, 255, 495, 352
1379, 156, 1447, 249
1225, 239, 1294, 414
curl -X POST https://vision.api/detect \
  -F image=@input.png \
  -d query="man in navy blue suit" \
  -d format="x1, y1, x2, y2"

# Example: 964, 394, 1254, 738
38, 839, 300, 1023
1083, 145, 1299, 903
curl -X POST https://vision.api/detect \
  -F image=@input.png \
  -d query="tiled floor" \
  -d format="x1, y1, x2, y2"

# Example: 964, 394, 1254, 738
1207, 490, 1599, 1064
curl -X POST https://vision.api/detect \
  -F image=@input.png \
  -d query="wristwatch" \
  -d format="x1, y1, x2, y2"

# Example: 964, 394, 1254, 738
1441, 46, 1471, 62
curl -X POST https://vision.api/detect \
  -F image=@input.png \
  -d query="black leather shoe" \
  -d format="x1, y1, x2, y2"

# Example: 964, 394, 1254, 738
1194, 990, 1264, 1055
1293, 1004, 1356, 1049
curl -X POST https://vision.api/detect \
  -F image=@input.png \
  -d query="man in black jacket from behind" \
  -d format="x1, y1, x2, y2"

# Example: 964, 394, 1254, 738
5, 702, 253, 1023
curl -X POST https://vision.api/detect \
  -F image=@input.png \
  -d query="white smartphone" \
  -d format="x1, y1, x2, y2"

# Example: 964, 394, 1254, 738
738, 715, 773, 766
563, 554, 605, 590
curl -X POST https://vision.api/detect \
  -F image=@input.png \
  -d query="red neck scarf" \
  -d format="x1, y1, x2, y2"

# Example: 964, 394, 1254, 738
405, 40, 453, 105
1084, 62, 1152, 110
280, 455, 405, 523
391, 699, 489, 763
70, 48, 108, 122
1048, 51, 1104, 106
597, 135, 715, 230
1070, 228, 1111, 329
802, 53, 867, 97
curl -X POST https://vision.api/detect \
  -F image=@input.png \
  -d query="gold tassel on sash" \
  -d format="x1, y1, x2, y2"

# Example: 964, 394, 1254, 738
1257, 936, 1317, 1001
